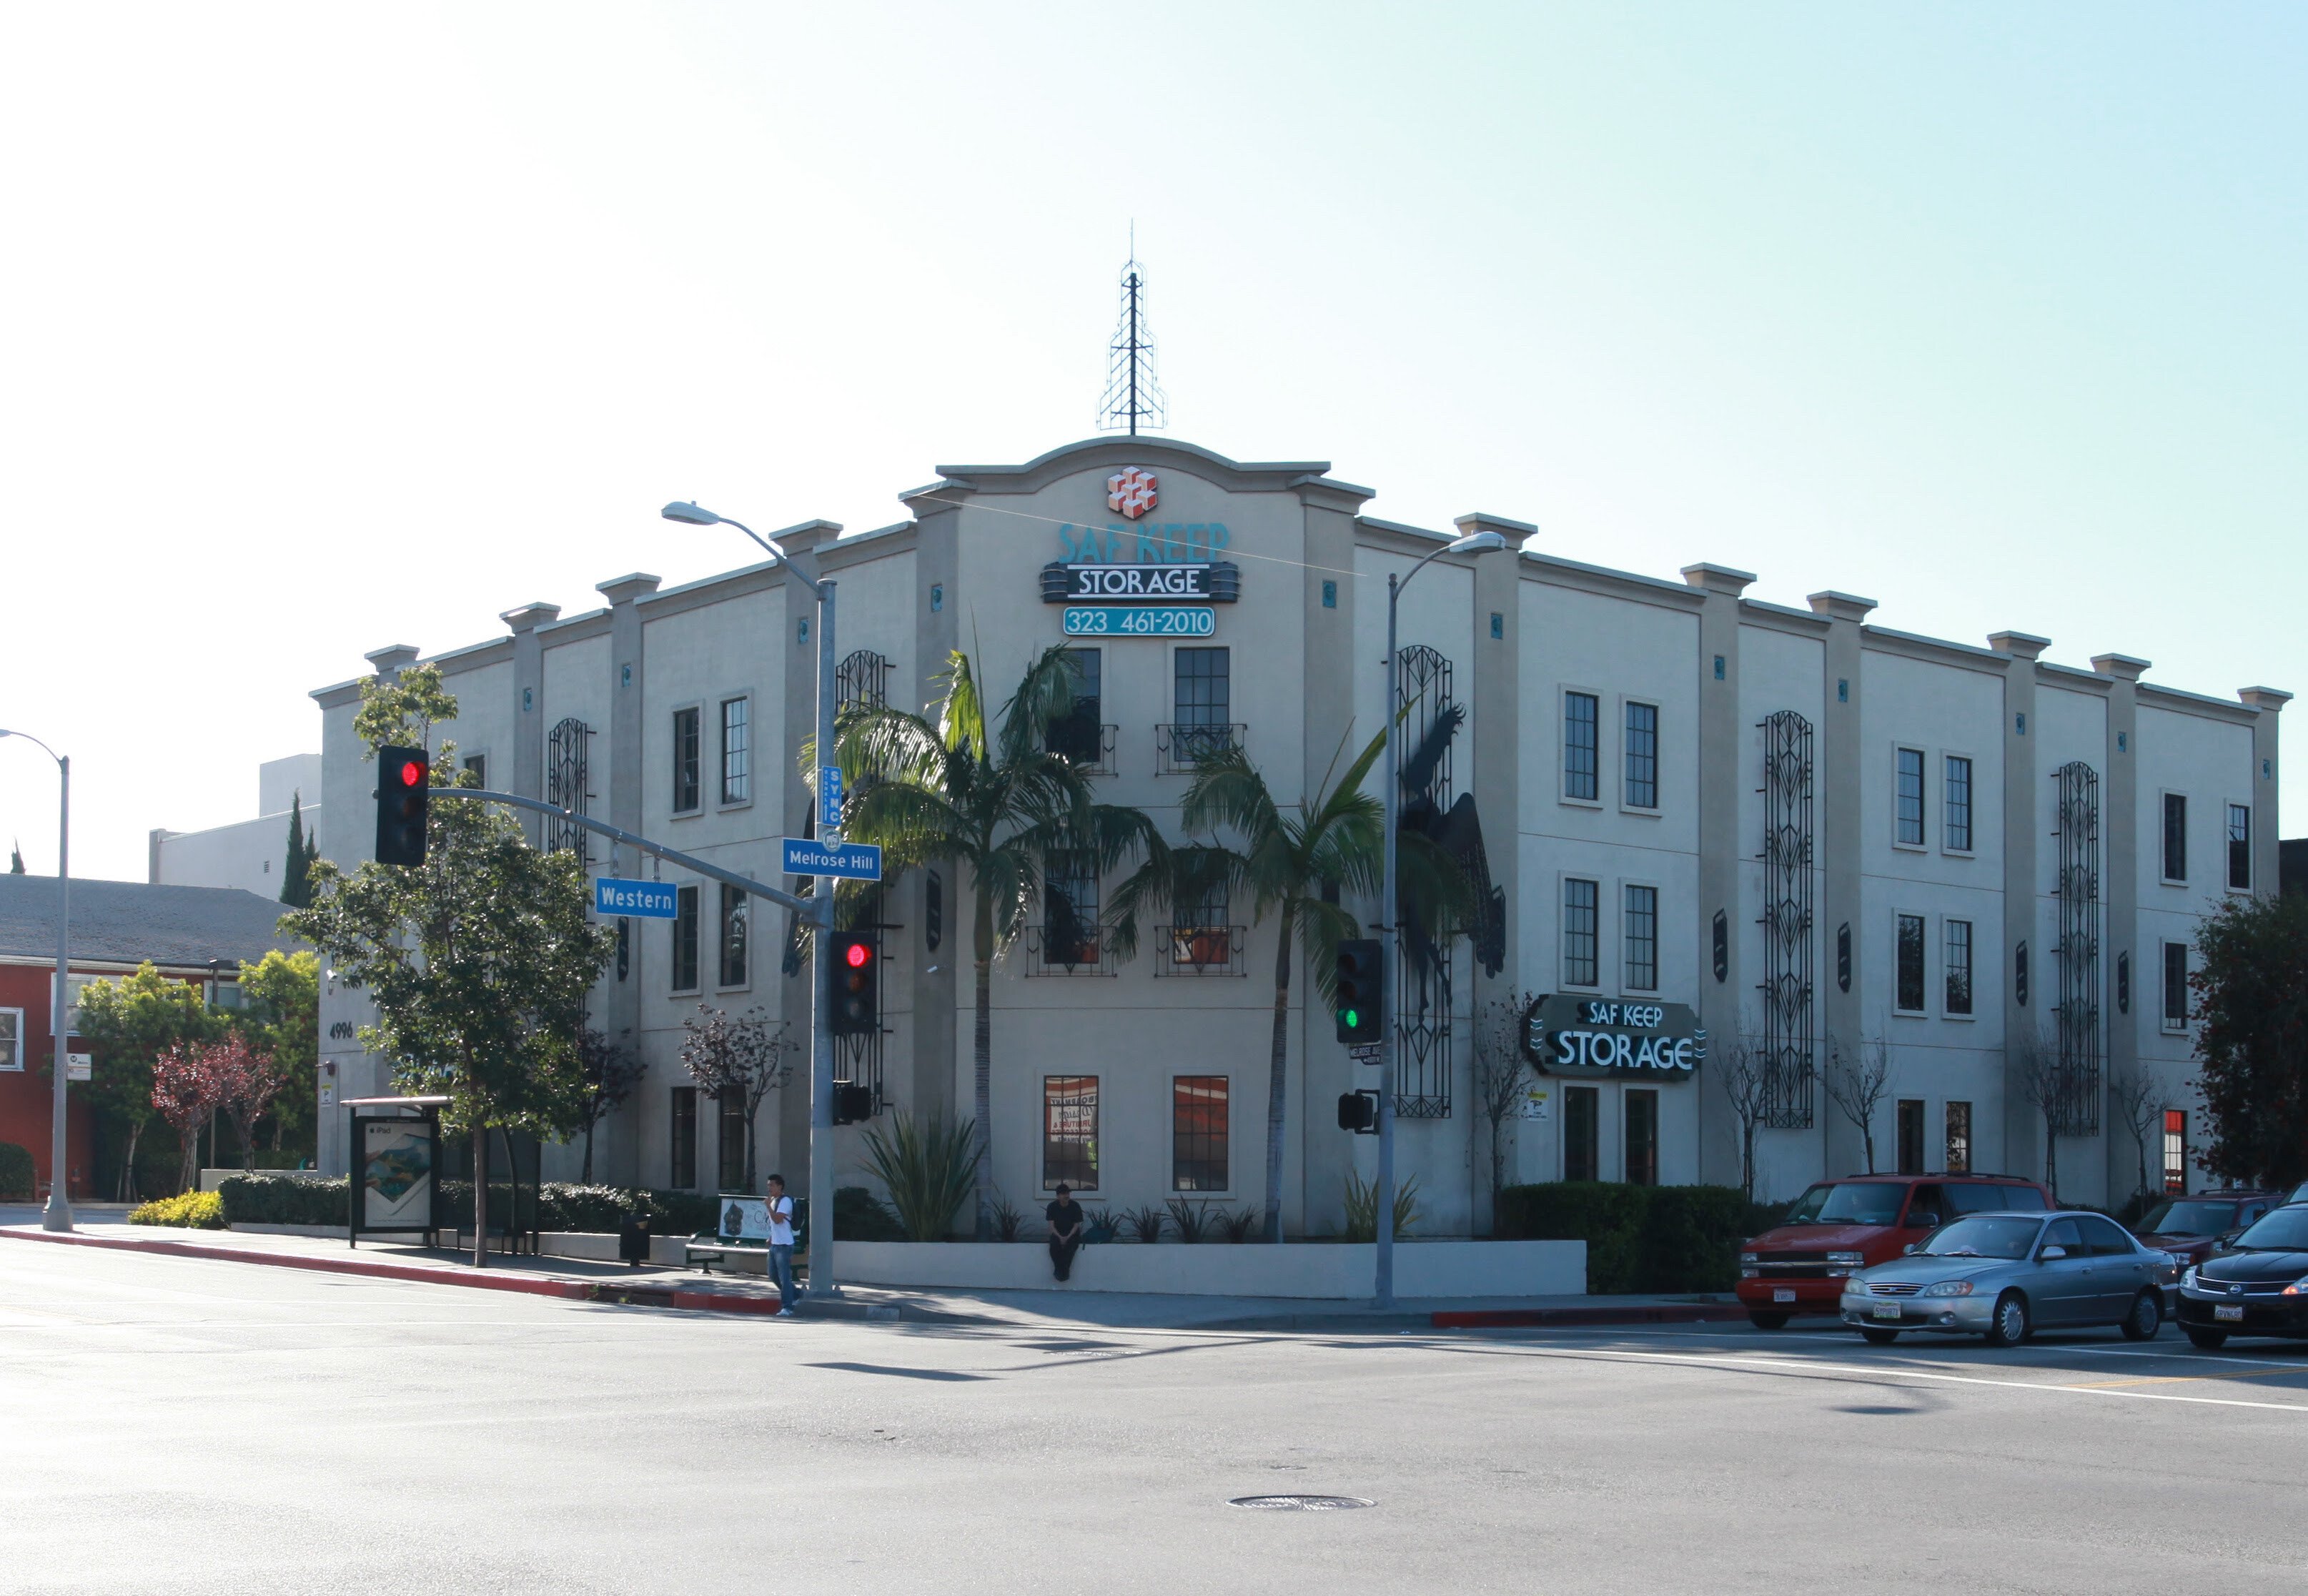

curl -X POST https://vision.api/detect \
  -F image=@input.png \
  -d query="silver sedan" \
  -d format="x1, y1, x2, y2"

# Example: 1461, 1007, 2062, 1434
1840, 1211, 2172, 1347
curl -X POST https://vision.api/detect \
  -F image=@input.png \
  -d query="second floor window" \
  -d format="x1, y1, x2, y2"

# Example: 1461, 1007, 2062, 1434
461, 753, 487, 788
1562, 878, 1599, 987
1896, 748, 1925, 846
1623, 702, 1658, 808
1174, 647, 1229, 725
2163, 941, 2189, 1029
719, 696, 750, 805
1046, 851, 1099, 961
671, 885, 700, 992
1623, 884, 1658, 991
1896, 913, 1926, 1012
1944, 755, 1972, 851
718, 884, 748, 988
2163, 793, 2187, 882
2229, 804, 2252, 890
672, 707, 701, 813
1048, 648, 1103, 763
1944, 918, 1973, 1015
1564, 692, 1598, 801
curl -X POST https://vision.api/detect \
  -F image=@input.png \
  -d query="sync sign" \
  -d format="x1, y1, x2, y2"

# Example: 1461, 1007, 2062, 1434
1521, 995, 1706, 1080
595, 877, 678, 920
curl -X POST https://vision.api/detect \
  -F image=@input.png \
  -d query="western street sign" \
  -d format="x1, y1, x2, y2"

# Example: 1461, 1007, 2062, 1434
783, 837, 883, 881
595, 876, 680, 919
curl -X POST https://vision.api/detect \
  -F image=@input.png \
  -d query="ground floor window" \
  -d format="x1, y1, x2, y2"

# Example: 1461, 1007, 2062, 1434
1623, 1089, 1658, 1186
1564, 1086, 1600, 1182
1896, 1099, 1925, 1175
2163, 1109, 2188, 1193
718, 1091, 747, 1190
1943, 1101, 1971, 1174
1044, 1076, 1099, 1191
0, 1006, 20, 1071
1172, 1076, 1229, 1191
670, 1087, 697, 1189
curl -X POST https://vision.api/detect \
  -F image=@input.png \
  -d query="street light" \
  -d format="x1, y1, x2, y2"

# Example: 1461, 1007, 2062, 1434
662, 501, 839, 1299
1376, 527, 1508, 1307
0, 728, 72, 1232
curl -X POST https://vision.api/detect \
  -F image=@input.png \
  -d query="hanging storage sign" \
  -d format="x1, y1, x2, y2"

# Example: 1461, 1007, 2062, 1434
1522, 996, 1706, 1079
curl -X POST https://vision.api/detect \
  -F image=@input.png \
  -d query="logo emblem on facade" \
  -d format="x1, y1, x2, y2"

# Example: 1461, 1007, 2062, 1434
1106, 467, 1158, 521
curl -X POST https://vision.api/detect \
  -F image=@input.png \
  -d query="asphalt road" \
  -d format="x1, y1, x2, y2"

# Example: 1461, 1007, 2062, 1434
4, 1241, 2307, 1595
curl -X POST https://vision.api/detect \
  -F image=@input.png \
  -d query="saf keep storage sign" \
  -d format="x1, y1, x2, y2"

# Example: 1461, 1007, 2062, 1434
1522, 996, 1706, 1079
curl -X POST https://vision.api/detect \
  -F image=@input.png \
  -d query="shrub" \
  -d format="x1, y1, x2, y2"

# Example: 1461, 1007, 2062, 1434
990, 1189, 1025, 1242
214, 1174, 720, 1234
1217, 1206, 1262, 1244
1082, 1206, 1121, 1244
834, 1185, 905, 1241
1496, 1181, 1763, 1294
1166, 1197, 1214, 1243
1342, 1169, 1424, 1243
128, 1190, 226, 1229
0, 1141, 34, 1200
1121, 1203, 1169, 1244
858, 1111, 981, 1241
218, 1174, 348, 1226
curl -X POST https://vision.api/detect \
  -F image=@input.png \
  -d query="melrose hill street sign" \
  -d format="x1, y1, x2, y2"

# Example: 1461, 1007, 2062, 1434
1522, 995, 1707, 1079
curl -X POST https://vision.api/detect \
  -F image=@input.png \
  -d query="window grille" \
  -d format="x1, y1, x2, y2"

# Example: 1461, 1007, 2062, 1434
546, 717, 593, 858
1758, 710, 1816, 1127
836, 650, 891, 713
2052, 760, 2101, 1133
1395, 643, 1456, 1118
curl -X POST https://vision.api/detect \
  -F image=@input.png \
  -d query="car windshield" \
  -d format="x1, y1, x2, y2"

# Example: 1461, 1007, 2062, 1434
2232, 1208, 2308, 1251
2136, 1199, 2239, 1236
1780, 1183, 1906, 1227
1917, 1216, 2040, 1260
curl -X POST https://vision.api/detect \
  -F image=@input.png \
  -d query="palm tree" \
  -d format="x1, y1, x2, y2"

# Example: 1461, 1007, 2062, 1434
836, 645, 1161, 1238
1114, 728, 1467, 1244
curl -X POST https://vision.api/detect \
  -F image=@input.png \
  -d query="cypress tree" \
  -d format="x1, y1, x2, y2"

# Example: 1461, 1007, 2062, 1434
280, 794, 311, 907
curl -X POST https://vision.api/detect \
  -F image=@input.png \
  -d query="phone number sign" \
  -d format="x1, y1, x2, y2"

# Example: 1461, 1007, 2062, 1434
1062, 606, 1215, 638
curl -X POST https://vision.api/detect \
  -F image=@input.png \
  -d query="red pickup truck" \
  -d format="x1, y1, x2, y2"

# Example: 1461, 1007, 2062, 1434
1737, 1173, 2054, 1329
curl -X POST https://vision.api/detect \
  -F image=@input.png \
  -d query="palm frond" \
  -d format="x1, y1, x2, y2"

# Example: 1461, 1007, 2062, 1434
994, 644, 1084, 768
937, 650, 987, 759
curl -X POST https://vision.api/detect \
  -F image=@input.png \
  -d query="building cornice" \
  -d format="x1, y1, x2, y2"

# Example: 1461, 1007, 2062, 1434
635, 558, 786, 623
1861, 625, 2011, 674
1523, 550, 1706, 612
2136, 682, 2262, 725
931, 436, 1349, 500
1738, 598, 1831, 637
2038, 663, 2116, 696
821, 520, 918, 573
536, 608, 613, 645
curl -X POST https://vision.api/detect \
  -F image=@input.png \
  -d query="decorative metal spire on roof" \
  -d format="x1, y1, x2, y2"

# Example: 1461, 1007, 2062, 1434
1097, 232, 1167, 437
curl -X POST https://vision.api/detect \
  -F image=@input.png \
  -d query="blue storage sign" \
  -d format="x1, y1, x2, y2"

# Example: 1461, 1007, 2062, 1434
595, 877, 680, 919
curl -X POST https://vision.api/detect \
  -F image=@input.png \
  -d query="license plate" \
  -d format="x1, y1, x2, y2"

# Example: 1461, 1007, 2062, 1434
1773, 1289, 1796, 1304
2215, 1304, 2245, 1322
1871, 1302, 1902, 1321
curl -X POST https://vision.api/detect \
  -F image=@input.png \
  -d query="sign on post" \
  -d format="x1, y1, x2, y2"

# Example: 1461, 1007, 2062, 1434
1521, 996, 1707, 1079
66, 1053, 91, 1081
819, 767, 843, 829
595, 877, 679, 919
782, 837, 882, 881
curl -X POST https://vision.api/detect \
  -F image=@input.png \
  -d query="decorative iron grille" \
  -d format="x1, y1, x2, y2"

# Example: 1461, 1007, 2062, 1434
546, 717, 593, 859
1154, 924, 1248, 976
1395, 643, 1455, 1119
1757, 710, 1815, 1128
2051, 760, 2102, 1136
1154, 722, 1244, 775
836, 650, 891, 714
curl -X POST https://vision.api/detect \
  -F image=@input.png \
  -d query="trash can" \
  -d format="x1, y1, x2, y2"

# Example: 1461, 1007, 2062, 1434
618, 1214, 652, 1267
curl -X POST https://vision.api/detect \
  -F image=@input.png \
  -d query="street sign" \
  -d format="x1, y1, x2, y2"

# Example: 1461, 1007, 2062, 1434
66, 1053, 91, 1081
1348, 1044, 1383, 1066
819, 767, 843, 828
595, 877, 679, 919
782, 837, 883, 881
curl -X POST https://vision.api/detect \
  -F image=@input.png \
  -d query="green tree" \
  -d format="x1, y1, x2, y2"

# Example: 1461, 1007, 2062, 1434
279, 793, 314, 908
836, 646, 1160, 1237
282, 664, 611, 1266
2190, 891, 2308, 1189
74, 963, 221, 1199
234, 948, 320, 1157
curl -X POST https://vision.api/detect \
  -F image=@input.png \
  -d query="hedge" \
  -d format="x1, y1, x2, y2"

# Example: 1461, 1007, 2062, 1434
216, 1175, 723, 1234
835, 1185, 904, 1241
128, 1190, 227, 1229
0, 1141, 34, 1201
1495, 1182, 1786, 1294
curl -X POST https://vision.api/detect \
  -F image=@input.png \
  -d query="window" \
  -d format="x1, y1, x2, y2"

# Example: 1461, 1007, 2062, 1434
0, 1007, 19, 1071
1896, 1100, 1925, 1175
1944, 1101, 1972, 1174
2162, 793, 2187, 882
1563, 691, 1599, 801
718, 884, 748, 988
1044, 1076, 1099, 1191
2162, 942, 2189, 1029
1896, 913, 1926, 1013
1943, 755, 1972, 851
1624, 1089, 1659, 1186
671, 885, 700, 992
1045, 851, 1100, 963
718, 695, 750, 805
1174, 647, 1229, 725
461, 753, 487, 789
1172, 1076, 1229, 1191
1170, 880, 1231, 968
1944, 919, 1973, 1016
2229, 804, 2252, 890
669, 1087, 698, 1189
1562, 878, 1600, 988
1895, 748, 1926, 846
1623, 885, 1658, 991
672, 706, 701, 813
1047, 648, 1103, 763
2163, 1110, 2188, 1192
1623, 702, 1658, 809
717, 1091, 747, 1190
1564, 1086, 1600, 1183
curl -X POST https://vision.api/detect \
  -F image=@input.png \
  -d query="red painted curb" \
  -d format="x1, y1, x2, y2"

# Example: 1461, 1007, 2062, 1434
1430, 1304, 1751, 1329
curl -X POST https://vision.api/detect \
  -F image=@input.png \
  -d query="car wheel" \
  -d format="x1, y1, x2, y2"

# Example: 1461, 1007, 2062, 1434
2119, 1289, 2161, 1342
2184, 1325, 2229, 1351
1984, 1290, 2031, 1348
1859, 1327, 1900, 1345
1748, 1312, 1791, 1331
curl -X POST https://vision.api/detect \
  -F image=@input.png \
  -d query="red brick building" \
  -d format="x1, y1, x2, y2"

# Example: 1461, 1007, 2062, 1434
0, 875, 296, 1200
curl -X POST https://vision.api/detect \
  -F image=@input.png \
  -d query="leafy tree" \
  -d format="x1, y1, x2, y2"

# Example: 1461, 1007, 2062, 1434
74, 963, 221, 1199
209, 1034, 283, 1173
234, 949, 320, 1156
2190, 891, 2308, 1189
836, 645, 1159, 1238
678, 1006, 794, 1192
574, 1025, 646, 1186
8, 841, 22, 874
280, 793, 314, 908
152, 1039, 233, 1192
283, 664, 611, 1267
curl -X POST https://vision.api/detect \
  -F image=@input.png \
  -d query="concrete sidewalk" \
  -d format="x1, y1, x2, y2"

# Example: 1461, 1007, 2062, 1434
0, 1209, 1747, 1333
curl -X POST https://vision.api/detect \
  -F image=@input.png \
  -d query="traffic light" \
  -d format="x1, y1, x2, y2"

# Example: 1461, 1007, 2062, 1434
1337, 1090, 1378, 1134
375, 746, 430, 866
833, 1083, 875, 1124
1332, 938, 1382, 1045
829, 931, 879, 1036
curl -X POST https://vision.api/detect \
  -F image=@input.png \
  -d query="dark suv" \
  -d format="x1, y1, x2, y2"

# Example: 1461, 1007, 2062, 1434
1738, 1174, 2054, 1329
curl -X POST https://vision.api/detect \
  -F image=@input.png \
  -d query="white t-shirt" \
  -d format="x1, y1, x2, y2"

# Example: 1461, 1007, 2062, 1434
768, 1195, 795, 1246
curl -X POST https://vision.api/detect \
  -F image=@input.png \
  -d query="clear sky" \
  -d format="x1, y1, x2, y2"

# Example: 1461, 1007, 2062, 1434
2, 4, 2301, 883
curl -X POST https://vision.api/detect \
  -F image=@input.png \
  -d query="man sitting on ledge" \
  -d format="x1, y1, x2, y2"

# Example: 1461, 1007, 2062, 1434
1046, 1184, 1085, 1282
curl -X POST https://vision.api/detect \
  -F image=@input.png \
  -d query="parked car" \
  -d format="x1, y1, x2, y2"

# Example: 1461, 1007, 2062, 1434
2174, 1203, 2308, 1349
1737, 1174, 2053, 1329
1841, 1211, 2170, 1347
2130, 1191, 2282, 1278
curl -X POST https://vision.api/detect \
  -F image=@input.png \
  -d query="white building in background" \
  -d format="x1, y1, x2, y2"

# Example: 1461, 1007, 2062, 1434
150, 753, 322, 898
307, 435, 2286, 1230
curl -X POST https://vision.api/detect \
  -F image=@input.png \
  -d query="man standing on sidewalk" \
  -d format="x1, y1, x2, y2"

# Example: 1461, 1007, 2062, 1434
766, 1174, 798, 1317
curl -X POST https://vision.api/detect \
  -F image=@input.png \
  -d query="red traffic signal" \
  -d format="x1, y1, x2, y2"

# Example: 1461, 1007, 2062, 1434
375, 745, 430, 867
844, 941, 871, 969
829, 932, 879, 1036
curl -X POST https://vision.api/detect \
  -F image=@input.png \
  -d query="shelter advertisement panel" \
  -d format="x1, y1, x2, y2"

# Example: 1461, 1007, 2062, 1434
362, 1118, 436, 1229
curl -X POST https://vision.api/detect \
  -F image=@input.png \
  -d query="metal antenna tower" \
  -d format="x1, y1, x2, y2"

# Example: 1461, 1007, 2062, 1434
1097, 235, 1166, 437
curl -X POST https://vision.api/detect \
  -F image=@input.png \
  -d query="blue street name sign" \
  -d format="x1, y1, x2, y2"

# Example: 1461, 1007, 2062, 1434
819, 766, 843, 828
595, 877, 679, 919
782, 837, 883, 881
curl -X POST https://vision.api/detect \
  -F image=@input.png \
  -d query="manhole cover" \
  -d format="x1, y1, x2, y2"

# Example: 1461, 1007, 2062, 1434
1228, 1495, 1374, 1512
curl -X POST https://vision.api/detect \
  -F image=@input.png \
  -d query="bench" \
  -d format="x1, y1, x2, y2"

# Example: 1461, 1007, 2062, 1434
683, 1196, 808, 1274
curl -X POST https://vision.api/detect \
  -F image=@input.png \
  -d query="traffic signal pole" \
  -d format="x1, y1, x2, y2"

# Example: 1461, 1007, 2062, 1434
1377, 572, 1400, 1309
808, 578, 839, 1299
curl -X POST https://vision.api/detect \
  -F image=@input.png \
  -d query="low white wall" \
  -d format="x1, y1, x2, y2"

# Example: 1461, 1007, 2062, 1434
832, 1239, 1585, 1299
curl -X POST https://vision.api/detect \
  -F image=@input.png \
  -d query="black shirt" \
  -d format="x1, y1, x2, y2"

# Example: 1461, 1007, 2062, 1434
1046, 1199, 1084, 1238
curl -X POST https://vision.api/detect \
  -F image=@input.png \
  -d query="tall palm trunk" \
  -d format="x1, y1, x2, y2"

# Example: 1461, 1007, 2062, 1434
472, 1122, 489, 1268
1264, 915, 1294, 1244
971, 889, 995, 1241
